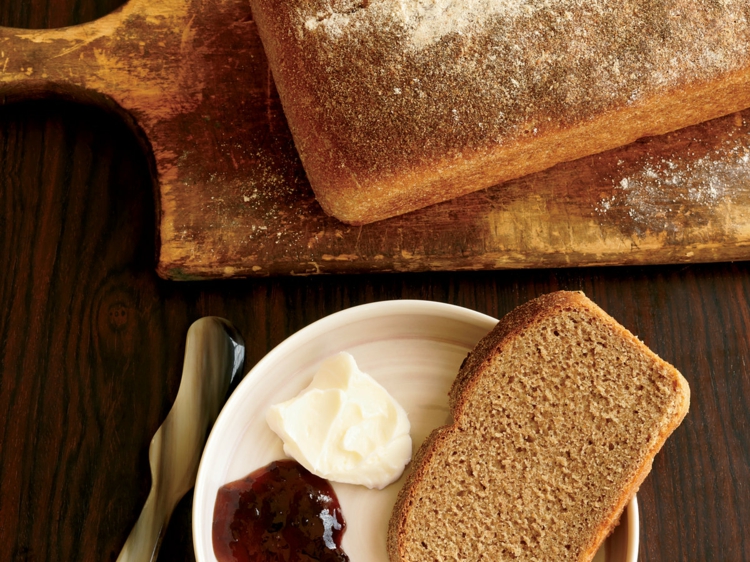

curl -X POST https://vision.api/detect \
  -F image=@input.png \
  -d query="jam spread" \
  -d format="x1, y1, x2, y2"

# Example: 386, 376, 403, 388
212, 459, 349, 562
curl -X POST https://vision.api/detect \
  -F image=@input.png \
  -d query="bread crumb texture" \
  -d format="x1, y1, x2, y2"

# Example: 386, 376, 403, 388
263, 0, 749, 176
388, 291, 689, 562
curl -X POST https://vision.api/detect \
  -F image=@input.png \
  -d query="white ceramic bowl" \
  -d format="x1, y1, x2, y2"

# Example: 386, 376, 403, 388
193, 300, 638, 562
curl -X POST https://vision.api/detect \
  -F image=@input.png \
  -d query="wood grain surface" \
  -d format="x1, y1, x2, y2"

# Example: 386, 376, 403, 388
3, 0, 750, 279
1, 3, 749, 562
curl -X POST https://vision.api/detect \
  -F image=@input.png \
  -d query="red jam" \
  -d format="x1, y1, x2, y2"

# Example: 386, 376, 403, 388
212, 459, 349, 562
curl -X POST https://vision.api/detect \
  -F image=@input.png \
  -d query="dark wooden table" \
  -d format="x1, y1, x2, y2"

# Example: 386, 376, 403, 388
1, 2, 749, 561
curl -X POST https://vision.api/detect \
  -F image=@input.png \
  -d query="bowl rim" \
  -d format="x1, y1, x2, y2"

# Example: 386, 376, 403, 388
627, 495, 640, 562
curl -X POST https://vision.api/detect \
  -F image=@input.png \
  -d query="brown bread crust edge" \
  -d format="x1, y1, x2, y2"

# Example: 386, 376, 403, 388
387, 291, 690, 562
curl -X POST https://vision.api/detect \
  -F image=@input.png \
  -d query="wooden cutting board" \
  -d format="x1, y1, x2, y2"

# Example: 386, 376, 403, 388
2, 0, 750, 280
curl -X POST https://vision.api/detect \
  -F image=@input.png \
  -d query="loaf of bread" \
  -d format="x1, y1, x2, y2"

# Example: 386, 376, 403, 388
387, 291, 689, 562
248, 0, 750, 224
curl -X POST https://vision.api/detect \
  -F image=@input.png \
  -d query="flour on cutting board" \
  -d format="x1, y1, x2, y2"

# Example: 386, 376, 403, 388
597, 136, 750, 234
303, 0, 549, 49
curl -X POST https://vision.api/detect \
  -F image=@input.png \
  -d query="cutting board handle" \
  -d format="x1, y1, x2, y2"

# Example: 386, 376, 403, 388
0, 0, 276, 279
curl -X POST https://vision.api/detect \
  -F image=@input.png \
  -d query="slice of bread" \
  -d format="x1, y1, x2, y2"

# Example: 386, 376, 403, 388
388, 291, 689, 562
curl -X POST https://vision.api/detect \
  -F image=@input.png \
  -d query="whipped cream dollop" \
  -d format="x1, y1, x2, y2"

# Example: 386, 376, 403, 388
266, 352, 412, 489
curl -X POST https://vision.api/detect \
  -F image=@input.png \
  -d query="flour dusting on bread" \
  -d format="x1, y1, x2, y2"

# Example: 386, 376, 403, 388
304, 0, 538, 49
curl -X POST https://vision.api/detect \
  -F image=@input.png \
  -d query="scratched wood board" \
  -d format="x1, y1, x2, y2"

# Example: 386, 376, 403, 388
1, 0, 750, 280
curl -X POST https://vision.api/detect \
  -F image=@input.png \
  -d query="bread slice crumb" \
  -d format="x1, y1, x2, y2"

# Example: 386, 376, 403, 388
388, 291, 689, 562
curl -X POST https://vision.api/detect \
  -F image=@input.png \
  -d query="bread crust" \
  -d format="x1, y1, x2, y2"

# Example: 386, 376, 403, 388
249, 0, 750, 224
387, 291, 690, 562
